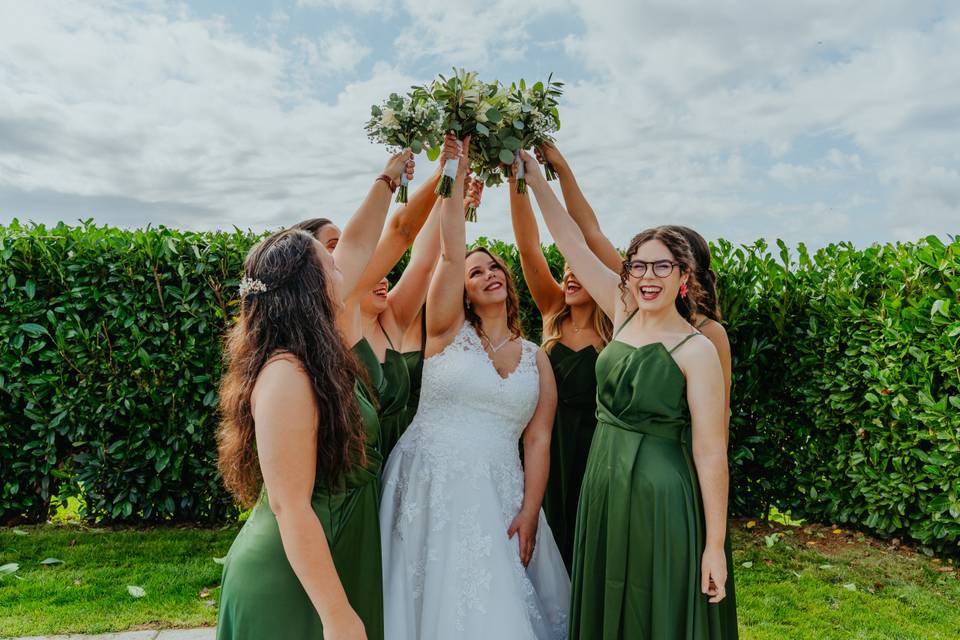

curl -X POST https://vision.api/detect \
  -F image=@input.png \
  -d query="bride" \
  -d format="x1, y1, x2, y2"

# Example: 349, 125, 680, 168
379, 136, 570, 639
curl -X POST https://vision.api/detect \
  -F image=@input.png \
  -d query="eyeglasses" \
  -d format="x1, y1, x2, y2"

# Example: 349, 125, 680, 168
624, 260, 684, 278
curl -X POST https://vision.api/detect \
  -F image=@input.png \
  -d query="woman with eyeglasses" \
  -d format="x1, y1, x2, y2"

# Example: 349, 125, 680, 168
517, 150, 738, 639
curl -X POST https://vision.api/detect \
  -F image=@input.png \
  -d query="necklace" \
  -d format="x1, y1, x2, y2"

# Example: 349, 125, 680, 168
570, 319, 582, 333
482, 331, 512, 353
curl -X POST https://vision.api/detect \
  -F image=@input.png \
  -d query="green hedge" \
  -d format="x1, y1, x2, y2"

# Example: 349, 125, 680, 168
1, 221, 958, 551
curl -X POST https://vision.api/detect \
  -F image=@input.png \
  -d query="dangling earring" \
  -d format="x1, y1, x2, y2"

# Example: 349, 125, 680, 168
680, 283, 689, 299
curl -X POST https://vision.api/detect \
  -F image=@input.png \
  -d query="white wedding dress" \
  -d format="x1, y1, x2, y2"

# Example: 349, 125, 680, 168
380, 321, 570, 640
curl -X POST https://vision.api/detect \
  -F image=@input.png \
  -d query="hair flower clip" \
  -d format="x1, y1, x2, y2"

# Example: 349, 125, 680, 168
239, 277, 268, 299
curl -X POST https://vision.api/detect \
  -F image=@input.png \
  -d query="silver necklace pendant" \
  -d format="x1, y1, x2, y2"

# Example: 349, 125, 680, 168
485, 335, 511, 353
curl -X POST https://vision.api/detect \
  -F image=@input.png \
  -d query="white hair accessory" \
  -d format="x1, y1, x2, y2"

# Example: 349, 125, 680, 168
239, 277, 268, 299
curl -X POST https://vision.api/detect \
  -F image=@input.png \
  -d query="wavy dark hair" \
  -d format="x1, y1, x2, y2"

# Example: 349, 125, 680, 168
666, 225, 722, 323
619, 226, 704, 317
464, 247, 524, 339
217, 228, 366, 507
293, 217, 335, 237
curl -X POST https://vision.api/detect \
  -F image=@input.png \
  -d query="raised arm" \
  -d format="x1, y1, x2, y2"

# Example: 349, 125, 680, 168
508, 349, 557, 567
347, 161, 443, 299
537, 143, 622, 271
684, 337, 729, 604
253, 359, 367, 638
520, 150, 623, 321
425, 137, 470, 347
333, 150, 414, 300
508, 177, 564, 318
384, 198, 443, 332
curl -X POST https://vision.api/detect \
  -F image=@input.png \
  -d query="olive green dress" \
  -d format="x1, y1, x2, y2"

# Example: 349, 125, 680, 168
569, 314, 738, 639
370, 327, 412, 461
217, 371, 385, 640
400, 310, 427, 429
542, 343, 599, 572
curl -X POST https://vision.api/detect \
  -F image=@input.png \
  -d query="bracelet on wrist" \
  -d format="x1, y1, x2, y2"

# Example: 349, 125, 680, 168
376, 174, 397, 193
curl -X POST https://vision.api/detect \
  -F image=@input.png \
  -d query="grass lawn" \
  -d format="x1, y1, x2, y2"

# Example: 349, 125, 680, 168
1, 519, 958, 638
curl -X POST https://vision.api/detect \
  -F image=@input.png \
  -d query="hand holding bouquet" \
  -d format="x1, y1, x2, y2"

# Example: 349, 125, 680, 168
365, 92, 442, 203
507, 75, 564, 188
417, 68, 497, 198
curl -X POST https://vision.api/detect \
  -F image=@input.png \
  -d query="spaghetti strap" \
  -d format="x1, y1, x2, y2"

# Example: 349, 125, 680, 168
668, 331, 702, 354
696, 317, 710, 330
614, 309, 639, 339
377, 317, 396, 350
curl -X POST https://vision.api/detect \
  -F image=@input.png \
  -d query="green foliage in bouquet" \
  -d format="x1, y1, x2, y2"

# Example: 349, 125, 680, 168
415, 69, 499, 198
503, 75, 564, 189
365, 92, 442, 203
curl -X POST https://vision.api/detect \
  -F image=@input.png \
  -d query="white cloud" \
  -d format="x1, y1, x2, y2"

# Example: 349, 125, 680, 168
0, 0, 957, 249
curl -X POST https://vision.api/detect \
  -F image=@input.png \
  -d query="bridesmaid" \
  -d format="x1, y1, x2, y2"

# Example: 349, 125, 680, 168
297, 139, 454, 459
503, 172, 612, 571
216, 151, 414, 640
520, 150, 738, 639
539, 145, 738, 627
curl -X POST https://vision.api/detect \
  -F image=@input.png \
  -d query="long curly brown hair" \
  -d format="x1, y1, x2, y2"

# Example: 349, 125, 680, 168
217, 228, 366, 508
618, 226, 705, 317
464, 247, 524, 339
666, 225, 722, 323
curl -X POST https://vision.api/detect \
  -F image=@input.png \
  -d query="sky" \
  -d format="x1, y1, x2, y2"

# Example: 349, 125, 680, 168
0, 0, 957, 248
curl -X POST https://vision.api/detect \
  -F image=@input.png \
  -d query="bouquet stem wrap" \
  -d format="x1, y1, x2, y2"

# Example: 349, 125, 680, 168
397, 171, 410, 203
435, 139, 462, 198
514, 150, 527, 194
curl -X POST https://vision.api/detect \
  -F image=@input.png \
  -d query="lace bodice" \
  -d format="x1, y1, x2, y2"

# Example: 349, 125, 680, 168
412, 321, 541, 454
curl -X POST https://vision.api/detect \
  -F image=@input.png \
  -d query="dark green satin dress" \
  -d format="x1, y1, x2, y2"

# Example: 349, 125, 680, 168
217, 375, 385, 640
399, 310, 427, 430
569, 317, 738, 639
543, 343, 599, 572
371, 329, 412, 461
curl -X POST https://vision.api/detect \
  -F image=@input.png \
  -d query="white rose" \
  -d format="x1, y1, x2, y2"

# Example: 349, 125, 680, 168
381, 107, 399, 129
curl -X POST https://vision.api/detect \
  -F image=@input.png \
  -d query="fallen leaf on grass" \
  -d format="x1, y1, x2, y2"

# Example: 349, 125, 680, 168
806, 541, 818, 546
746, 521, 756, 529
213, 557, 226, 565
39, 558, 64, 566
818, 564, 833, 570
842, 583, 857, 591
12, 529, 28, 536
0, 563, 19, 577
741, 561, 753, 568
832, 529, 843, 535
73, 579, 82, 586
127, 585, 147, 598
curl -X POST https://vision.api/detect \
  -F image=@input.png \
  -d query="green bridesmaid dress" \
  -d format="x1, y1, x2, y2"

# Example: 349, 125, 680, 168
543, 343, 599, 572
400, 310, 427, 429
569, 313, 738, 639
216, 371, 385, 640
370, 325, 412, 461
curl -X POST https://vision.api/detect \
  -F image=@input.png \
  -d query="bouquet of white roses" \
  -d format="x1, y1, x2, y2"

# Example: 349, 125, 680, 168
365, 92, 443, 203
505, 75, 564, 190
415, 68, 498, 198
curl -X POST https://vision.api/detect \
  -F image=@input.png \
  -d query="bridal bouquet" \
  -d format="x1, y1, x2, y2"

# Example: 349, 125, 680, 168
416, 68, 497, 198
365, 92, 443, 203
505, 75, 564, 188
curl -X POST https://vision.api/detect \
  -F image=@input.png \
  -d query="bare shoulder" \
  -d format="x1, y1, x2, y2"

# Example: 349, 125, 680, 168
698, 319, 730, 347
533, 345, 552, 369
252, 355, 313, 410
676, 333, 720, 375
